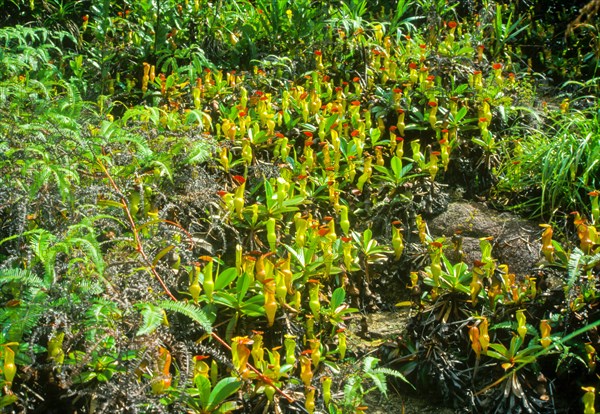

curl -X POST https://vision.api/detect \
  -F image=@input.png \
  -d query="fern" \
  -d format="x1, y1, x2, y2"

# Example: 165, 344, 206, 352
28, 229, 62, 284
583, 250, 600, 270
121, 105, 162, 128
86, 299, 122, 324
0, 305, 44, 343
567, 247, 584, 294
2, 219, 106, 284
73, 278, 104, 295
370, 366, 413, 391
135, 303, 164, 337
0, 267, 46, 290
134, 301, 212, 337
107, 130, 154, 160
341, 356, 414, 410
342, 376, 362, 408
183, 140, 214, 165
68, 236, 105, 275
157, 300, 212, 334
0, 268, 48, 342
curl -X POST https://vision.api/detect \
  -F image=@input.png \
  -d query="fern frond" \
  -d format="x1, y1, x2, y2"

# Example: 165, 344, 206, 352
85, 299, 121, 324
110, 130, 153, 159
0, 268, 46, 342
183, 140, 214, 165
73, 278, 104, 295
157, 300, 212, 333
0, 268, 46, 289
490, 320, 515, 330
149, 159, 173, 182
29, 229, 57, 263
0, 304, 43, 343
69, 237, 105, 275
567, 247, 584, 292
365, 371, 388, 396
372, 367, 414, 388
583, 250, 600, 270
135, 303, 164, 337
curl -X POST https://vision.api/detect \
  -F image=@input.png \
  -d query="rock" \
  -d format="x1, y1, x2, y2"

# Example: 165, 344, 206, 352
365, 310, 411, 339
347, 310, 410, 344
427, 201, 540, 276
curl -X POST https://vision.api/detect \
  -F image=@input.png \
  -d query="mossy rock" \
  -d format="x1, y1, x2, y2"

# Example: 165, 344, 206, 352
428, 202, 541, 277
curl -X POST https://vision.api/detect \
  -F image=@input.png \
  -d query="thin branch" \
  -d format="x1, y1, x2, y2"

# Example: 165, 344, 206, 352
97, 159, 177, 301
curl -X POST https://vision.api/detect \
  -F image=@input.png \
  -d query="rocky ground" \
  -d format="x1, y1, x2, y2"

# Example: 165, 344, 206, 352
348, 201, 548, 413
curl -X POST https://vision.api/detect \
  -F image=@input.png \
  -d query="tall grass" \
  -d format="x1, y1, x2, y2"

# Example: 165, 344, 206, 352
496, 101, 600, 220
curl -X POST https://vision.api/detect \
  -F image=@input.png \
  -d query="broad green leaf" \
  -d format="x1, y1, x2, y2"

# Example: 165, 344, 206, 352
330, 287, 346, 309
97, 199, 125, 209
0, 394, 18, 409
208, 377, 242, 410
217, 401, 240, 413
264, 179, 275, 210
194, 375, 211, 409
215, 267, 239, 290
323, 114, 339, 132
370, 127, 381, 146
391, 156, 402, 180
236, 273, 251, 298
213, 292, 239, 309
488, 343, 509, 356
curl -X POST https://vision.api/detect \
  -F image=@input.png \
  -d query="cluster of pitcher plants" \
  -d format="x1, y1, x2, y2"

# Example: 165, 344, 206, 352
1, 0, 599, 412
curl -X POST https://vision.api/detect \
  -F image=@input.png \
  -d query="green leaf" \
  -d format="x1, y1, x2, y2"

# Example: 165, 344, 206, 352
330, 287, 346, 309
194, 375, 212, 409
370, 127, 381, 146
391, 156, 402, 181
208, 377, 242, 410
213, 292, 239, 309
283, 244, 306, 268
184, 140, 213, 164
236, 273, 251, 298
149, 159, 173, 182
363, 228, 373, 245
189, 109, 212, 128
282, 195, 306, 208
366, 371, 387, 396
452, 84, 469, 96
567, 247, 584, 292
0, 394, 18, 409
217, 401, 240, 413
324, 114, 339, 132
152, 245, 175, 267
96, 372, 111, 382
488, 343, 509, 357
241, 296, 265, 317
374, 367, 414, 388
363, 355, 379, 372
454, 106, 468, 123
97, 199, 126, 209
75, 371, 97, 383
264, 179, 275, 211
215, 268, 239, 290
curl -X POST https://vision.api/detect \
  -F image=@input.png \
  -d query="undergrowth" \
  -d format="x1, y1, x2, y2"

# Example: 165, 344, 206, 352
0, 1, 599, 413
